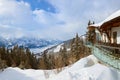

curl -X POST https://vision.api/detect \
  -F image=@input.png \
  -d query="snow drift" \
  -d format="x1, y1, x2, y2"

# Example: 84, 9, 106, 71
0, 55, 119, 80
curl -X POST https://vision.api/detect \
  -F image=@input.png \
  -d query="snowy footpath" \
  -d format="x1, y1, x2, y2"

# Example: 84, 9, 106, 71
0, 55, 120, 80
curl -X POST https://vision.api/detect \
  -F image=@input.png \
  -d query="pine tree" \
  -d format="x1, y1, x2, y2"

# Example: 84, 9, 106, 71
0, 45, 39, 69
0, 54, 3, 70
61, 45, 68, 66
71, 33, 82, 61
46, 54, 55, 69
25, 48, 32, 68
88, 20, 91, 25
39, 50, 50, 69
19, 61, 25, 69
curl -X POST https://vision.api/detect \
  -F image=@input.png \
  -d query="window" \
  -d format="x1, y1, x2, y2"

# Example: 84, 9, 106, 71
113, 31, 117, 44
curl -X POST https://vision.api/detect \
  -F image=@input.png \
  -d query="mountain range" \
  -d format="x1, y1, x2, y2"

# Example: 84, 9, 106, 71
0, 36, 62, 51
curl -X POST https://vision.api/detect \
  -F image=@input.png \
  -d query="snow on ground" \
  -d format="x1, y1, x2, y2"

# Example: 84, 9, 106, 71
53, 43, 63, 52
30, 44, 55, 54
91, 9, 120, 26
0, 55, 120, 80
53, 43, 70, 52
0, 68, 45, 80
67, 48, 70, 51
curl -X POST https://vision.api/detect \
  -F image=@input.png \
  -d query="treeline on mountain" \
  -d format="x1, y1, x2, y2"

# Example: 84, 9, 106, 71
39, 34, 91, 70
0, 45, 38, 70
0, 34, 91, 70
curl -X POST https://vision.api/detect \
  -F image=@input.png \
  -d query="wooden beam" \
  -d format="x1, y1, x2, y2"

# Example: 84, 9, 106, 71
100, 16, 120, 30
112, 22, 120, 27
104, 30, 111, 43
96, 45, 120, 50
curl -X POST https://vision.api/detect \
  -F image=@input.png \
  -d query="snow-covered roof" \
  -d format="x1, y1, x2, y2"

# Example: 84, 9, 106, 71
90, 10, 120, 27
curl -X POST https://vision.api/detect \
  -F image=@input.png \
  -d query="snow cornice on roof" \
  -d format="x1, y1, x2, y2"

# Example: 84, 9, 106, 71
89, 10, 120, 27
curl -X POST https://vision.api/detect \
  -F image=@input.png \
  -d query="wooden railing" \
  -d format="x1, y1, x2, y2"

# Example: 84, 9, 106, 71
95, 45, 120, 58
92, 45, 120, 70
96, 41, 120, 47
86, 41, 120, 70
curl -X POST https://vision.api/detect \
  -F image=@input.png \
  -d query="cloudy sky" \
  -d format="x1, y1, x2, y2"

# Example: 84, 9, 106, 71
0, 0, 120, 40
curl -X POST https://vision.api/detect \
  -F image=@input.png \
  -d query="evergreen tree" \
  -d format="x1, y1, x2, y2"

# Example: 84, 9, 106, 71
19, 61, 25, 69
88, 20, 91, 25
61, 45, 68, 66
71, 33, 82, 61
0, 54, 3, 70
0, 54, 6, 71
0, 45, 39, 69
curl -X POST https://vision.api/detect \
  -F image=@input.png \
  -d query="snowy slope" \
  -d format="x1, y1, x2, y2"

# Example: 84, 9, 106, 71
30, 44, 57, 54
53, 43, 64, 52
46, 43, 71, 54
49, 55, 120, 80
0, 55, 119, 80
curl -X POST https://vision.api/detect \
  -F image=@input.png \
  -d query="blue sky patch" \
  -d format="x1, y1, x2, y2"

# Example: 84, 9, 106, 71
17, 0, 56, 13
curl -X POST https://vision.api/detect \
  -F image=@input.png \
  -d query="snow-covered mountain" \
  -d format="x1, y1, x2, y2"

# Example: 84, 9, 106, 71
0, 36, 9, 47
0, 55, 119, 80
43, 39, 72, 54
0, 37, 62, 53
46, 36, 86, 54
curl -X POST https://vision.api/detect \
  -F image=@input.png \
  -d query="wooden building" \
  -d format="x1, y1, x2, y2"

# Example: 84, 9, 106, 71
87, 10, 120, 45
87, 21, 101, 44
100, 16, 120, 44
87, 10, 120, 70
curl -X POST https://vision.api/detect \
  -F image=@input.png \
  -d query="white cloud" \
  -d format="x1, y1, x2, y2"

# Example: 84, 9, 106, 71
0, 24, 24, 39
0, 0, 120, 40
0, 0, 32, 25
0, 0, 37, 37
33, 9, 59, 26
46, 0, 120, 37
